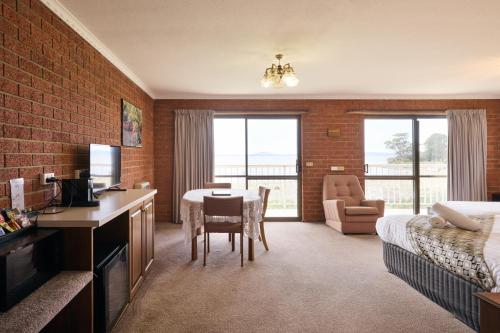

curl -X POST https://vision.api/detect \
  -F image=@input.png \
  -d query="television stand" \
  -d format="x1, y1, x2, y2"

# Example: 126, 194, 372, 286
36, 189, 157, 332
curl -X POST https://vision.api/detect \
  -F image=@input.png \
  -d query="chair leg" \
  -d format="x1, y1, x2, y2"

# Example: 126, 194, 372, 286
231, 233, 235, 252
207, 233, 210, 253
259, 221, 269, 251
203, 232, 207, 266
228, 233, 231, 242
240, 232, 243, 267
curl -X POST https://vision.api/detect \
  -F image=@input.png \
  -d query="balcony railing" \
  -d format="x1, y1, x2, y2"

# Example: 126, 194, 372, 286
366, 163, 447, 214
366, 163, 447, 176
215, 164, 297, 216
216, 163, 448, 216
215, 164, 297, 176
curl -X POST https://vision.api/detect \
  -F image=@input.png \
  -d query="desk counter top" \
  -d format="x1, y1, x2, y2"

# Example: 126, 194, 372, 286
37, 189, 157, 228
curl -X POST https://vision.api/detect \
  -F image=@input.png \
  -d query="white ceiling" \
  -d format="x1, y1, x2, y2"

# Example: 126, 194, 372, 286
53, 0, 500, 99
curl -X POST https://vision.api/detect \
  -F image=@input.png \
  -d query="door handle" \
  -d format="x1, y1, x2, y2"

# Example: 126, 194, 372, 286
364, 164, 369, 174
296, 160, 301, 174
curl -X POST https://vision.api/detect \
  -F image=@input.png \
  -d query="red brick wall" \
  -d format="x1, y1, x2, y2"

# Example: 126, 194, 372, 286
154, 99, 500, 222
0, 0, 154, 209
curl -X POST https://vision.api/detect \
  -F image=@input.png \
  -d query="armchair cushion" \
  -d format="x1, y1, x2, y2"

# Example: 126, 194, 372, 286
361, 199, 385, 217
323, 175, 365, 206
345, 206, 379, 215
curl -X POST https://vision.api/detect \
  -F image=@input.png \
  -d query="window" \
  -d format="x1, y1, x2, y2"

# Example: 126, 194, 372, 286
364, 117, 447, 215
214, 116, 301, 219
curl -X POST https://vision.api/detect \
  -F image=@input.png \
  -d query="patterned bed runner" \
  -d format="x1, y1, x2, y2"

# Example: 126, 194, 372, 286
407, 215, 495, 291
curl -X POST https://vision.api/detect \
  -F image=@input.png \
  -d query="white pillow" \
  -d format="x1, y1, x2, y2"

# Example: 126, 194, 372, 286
432, 202, 481, 231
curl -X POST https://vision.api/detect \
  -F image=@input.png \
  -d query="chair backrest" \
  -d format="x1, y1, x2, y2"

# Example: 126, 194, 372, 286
204, 182, 232, 189
203, 196, 243, 217
322, 175, 365, 206
258, 186, 271, 218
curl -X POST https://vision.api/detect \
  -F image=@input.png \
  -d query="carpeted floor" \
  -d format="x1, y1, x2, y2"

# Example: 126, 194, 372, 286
114, 222, 472, 333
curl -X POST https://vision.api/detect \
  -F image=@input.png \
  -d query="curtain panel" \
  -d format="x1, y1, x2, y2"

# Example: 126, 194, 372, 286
173, 110, 215, 223
447, 109, 487, 201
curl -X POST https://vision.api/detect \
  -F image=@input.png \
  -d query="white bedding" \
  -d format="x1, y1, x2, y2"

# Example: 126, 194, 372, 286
376, 201, 500, 292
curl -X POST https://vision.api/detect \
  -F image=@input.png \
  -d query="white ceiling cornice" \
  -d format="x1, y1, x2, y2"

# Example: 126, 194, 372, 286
40, 0, 155, 98
154, 93, 500, 100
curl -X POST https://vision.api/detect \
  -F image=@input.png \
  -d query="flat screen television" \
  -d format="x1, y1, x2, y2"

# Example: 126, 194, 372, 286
89, 144, 121, 192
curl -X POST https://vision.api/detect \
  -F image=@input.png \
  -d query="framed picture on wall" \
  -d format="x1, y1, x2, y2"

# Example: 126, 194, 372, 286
121, 99, 142, 147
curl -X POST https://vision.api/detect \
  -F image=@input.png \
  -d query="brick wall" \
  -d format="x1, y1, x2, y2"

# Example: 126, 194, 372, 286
0, 0, 154, 209
154, 99, 500, 222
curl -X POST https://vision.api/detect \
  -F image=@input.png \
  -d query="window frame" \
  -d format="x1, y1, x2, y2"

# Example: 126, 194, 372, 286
364, 115, 447, 214
214, 114, 302, 221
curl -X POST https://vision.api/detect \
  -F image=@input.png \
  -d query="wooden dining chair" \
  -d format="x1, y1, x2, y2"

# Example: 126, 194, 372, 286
204, 183, 234, 236
203, 196, 244, 267
258, 186, 271, 251
203, 182, 234, 242
203, 182, 232, 189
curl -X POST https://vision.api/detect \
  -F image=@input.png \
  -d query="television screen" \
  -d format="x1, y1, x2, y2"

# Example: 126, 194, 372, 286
89, 144, 121, 192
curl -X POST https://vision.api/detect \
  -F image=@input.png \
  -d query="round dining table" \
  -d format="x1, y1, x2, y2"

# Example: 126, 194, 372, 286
180, 188, 262, 261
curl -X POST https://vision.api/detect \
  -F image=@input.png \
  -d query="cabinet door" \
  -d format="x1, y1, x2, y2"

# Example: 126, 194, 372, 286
130, 206, 143, 296
143, 199, 154, 274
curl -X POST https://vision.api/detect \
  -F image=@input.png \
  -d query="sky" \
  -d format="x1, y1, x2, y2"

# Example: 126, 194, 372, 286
214, 118, 298, 156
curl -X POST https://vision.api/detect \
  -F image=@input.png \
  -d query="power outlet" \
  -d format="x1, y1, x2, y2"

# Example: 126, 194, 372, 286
330, 166, 345, 171
40, 173, 55, 185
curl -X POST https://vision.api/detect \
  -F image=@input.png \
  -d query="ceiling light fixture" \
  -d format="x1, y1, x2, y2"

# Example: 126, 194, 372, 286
261, 54, 299, 88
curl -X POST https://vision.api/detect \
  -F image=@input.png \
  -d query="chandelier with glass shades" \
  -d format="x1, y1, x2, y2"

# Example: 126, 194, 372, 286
261, 54, 299, 88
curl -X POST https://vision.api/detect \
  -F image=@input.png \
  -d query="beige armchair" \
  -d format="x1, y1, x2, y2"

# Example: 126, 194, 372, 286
323, 175, 384, 234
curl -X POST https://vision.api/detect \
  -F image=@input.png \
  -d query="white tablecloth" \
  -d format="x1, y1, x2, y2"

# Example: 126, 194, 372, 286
180, 189, 262, 243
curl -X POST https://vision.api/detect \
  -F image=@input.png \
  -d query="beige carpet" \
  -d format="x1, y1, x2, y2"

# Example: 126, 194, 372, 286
114, 222, 472, 333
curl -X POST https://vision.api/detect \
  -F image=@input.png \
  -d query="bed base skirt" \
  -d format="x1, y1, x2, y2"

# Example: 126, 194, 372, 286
382, 242, 483, 332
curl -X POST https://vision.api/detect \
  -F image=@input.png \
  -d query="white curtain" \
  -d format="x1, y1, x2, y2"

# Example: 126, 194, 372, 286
173, 110, 215, 223
447, 109, 487, 201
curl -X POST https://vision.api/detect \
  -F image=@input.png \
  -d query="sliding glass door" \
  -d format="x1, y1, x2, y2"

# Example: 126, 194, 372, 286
214, 116, 301, 220
418, 119, 448, 214
364, 117, 447, 215
364, 119, 414, 214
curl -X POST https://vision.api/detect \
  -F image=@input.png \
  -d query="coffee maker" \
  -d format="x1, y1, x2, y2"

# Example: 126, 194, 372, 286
61, 178, 100, 207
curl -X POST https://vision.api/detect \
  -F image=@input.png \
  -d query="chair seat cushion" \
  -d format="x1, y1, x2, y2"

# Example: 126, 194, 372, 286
345, 206, 378, 215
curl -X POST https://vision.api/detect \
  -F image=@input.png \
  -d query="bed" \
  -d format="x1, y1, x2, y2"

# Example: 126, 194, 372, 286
376, 202, 500, 332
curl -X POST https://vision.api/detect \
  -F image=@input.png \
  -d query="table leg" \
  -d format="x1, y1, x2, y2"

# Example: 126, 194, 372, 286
248, 237, 254, 261
191, 236, 197, 261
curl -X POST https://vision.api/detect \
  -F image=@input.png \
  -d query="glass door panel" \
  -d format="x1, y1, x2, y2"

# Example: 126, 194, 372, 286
214, 176, 246, 189
418, 118, 448, 176
214, 117, 301, 220
418, 118, 448, 214
419, 177, 447, 214
247, 119, 298, 176
364, 119, 413, 176
214, 118, 246, 183
364, 117, 448, 216
365, 179, 414, 215
248, 179, 298, 217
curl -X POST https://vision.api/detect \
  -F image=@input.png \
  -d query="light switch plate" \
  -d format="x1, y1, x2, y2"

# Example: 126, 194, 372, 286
306, 161, 314, 167
330, 166, 345, 171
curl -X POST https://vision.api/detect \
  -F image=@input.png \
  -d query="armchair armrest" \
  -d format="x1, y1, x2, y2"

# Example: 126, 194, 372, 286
361, 200, 385, 217
323, 199, 345, 223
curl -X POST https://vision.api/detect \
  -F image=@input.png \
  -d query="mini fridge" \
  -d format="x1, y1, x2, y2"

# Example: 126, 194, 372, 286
94, 243, 129, 333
